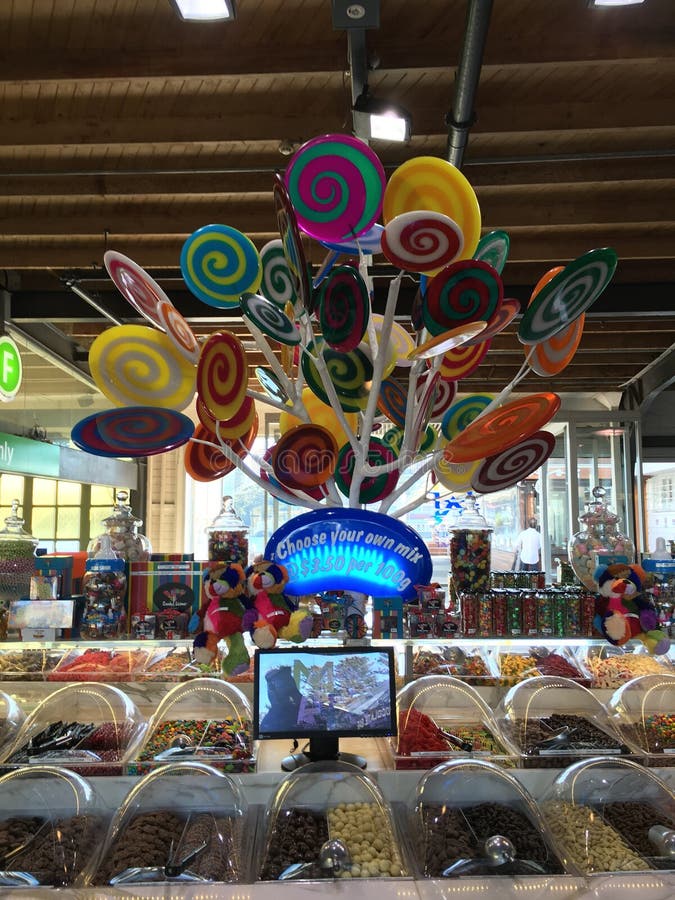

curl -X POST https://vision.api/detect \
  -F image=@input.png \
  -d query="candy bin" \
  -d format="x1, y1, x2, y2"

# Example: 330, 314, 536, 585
410, 758, 565, 877
495, 675, 631, 769
491, 643, 591, 687
88, 761, 249, 885
581, 643, 673, 690
206, 494, 249, 566
87, 489, 151, 562
449, 493, 492, 595
0, 499, 38, 618
128, 677, 255, 775
256, 761, 409, 881
0, 690, 25, 758
568, 486, 635, 590
608, 673, 675, 766
81, 557, 127, 639
540, 757, 675, 873
392, 675, 515, 769
411, 645, 495, 686
0, 764, 105, 887
48, 646, 150, 682
1, 682, 146, 777
0, 646, 64, 681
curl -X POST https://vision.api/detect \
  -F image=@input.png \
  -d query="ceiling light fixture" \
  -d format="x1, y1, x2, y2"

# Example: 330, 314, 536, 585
587, 0, 645, 7
170, 0, 235, 21
352, 88, 412, 143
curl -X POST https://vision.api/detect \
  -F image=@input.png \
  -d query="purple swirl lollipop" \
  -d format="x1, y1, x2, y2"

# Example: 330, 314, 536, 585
318, 265, 370, 352
72, 407, 194, 458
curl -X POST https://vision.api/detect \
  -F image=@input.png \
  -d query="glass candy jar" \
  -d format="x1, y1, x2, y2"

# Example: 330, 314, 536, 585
82, 555, 128, 640
206, 495, 249, 566
87, 490, 151, 562
449, 493, 493, 594
0, 499, 38, 610
568, 487, 635, 590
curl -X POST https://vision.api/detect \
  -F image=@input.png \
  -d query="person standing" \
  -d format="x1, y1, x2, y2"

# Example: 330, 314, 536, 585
515, 518, 542, 571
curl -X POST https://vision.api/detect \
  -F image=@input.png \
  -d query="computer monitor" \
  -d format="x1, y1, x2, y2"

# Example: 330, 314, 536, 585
253, 645, 398, 772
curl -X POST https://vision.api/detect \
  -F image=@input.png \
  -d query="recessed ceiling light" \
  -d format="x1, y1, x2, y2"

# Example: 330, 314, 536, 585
170, 0, 235, 21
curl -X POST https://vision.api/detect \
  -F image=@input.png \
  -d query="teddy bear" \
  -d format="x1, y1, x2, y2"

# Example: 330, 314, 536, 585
193, 561, 250, 675
243, 560, 313, 648
593, 562, 670, 655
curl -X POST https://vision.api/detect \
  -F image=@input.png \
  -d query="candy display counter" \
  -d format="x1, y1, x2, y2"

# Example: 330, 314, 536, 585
609, 674, 675, 767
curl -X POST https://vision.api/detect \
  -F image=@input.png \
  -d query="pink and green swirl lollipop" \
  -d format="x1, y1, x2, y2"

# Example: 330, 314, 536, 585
335, 437, 400, 504
274, 173, 312, 312
318, 265, 370, 352
423, 259, 503, 336
284, 133, 386, 242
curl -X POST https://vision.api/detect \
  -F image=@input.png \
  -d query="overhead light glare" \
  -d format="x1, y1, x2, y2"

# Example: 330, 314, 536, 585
588, 0, 645, 7
170, 0, 235, 21
352, 89, 411, 143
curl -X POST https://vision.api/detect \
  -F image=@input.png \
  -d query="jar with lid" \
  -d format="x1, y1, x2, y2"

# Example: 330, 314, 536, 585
568, 486, 635, 590
82, 535, 127, 639
206, 495, 249, 566
0, 499, 38, 610
87, 490, 151, 562
449, 493, 493, 594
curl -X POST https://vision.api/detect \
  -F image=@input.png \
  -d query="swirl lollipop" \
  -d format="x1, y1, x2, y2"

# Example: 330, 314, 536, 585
439, 339, 490, 381
441, 394, 494, 441
411, 370, 440, 452
424, 259, 503, 336
89, 324, 196, 411
473, 229, 510, 275
444, 392, 561, 464
526, 314, 585, 377
271, 424, 338, 490
280, 387, 358, 452
260, 238, 297, 308
335, 437, 400, 504
382, 211, 464, 274
71, 407, 194, 458
434, 455, 481, 493
156, 299, 200, 364
377, 377, 407, 427
428, 376, 457, 418
197, 331, 248, 420
411, 282, 426, 332
180, 224, 262, 308
471, 430, 555, 494
274, 173, 313, 313
104, 250, 170, 329
240, 291, 300, 346
284, 133, 386, 242
321, 222, 384, 255
261, 446, 326, 503
518, 247, 618, 345
464, 297, 521, 346
255, 366, 290, 405
408, 321, 487, 361
185, 423, 235, 482
318, 266, 369, 352
359, 313, 416, 376
302, 339, 372, 412
383, 156, 481, 258
217, 395, 256, 440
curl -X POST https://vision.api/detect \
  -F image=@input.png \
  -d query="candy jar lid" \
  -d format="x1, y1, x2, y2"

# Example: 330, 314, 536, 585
0, 764, 104, 886
258, 761, 407, 881
607, 672, 675, 760
0, 499, 38, 549
451, 492, 492, 531
540, 757, 675, 873
207, 496, 248, 534
89, 762, 247, 885
100, 489, 143, 531
412, 759, 564, 877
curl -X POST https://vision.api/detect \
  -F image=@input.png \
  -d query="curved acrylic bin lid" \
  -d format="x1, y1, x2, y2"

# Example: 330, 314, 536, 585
608, 673, 675, 758
413, 758, 565, 877
1, 681, 147, 772
540, 757, 675, 874
0, 764, 104, 887
0, 689, 25, 756
89, 761, 247, 886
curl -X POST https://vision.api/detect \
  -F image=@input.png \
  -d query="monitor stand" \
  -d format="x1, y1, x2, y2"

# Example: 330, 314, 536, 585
280, 734, 367, 772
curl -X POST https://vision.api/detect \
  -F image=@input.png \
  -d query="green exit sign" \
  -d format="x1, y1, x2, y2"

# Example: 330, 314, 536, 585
0, 336, 22, 401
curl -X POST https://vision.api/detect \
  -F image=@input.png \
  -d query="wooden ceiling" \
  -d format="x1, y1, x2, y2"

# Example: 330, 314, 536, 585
1, 0, 674, 435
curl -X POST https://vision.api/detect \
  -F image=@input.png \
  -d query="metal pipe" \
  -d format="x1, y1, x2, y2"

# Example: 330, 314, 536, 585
446, 0, 494, 168
65, 280, 125, 326
348, 28, 369, 105
4, 320, 96, 390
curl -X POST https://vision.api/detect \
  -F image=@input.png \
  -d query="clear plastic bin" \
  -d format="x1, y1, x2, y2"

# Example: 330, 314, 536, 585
490, 644, 591, 687
608, 673, 675, 767
411, 644, 496, 685
128, 677, 255, 775
410, 758, 565, 877
540, 757, 675, 873
48, 646, 151, 682
391, 675, 515, 769
0, 690, 24, 758
0, 647, 64, 681
256, 761, 409, 881
581, 644, 673, 690
0, 764, 105, 886
88, 761, 248, 885
495, 675, 633, 768
138, 645, 201, 681
1, 682, 147, 777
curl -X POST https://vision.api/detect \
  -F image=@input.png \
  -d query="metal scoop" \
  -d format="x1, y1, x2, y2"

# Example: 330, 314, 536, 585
442, 834, 547, 876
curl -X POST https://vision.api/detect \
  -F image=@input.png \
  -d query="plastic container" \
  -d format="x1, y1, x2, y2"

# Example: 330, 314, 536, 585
81, 557, 128, 639
410, 759, 565, 877
411, 644, 495, 685
138, 645, 200, 682
540, 758, 675, 873
206, 495, 249, 566
495, 675, 631, 768
1, 682, 146, 777
48, 646, 150, 682
88, 761, 248, 885
0, 646, 64, 681
608, 673, 675, 767
391, 675, 514, 769
581, 644, 673, 690
0, 500, 38, 613
87, 489, 151, 562
0, 690, 25, 758
568, 486, 635, 590
128, 678, 255, 775
0, 764, 105, 887
449, 494, 492, 595
256, 761, 409, 881
490, 644, 591, 687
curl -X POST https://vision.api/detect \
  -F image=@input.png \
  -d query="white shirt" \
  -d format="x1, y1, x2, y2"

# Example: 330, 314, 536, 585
517, 527, 541, 565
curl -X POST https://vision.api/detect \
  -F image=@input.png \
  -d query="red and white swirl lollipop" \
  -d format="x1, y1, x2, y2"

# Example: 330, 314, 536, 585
156, 299, 200, 364
104, 250, 170, 329
471, 430, 556, 494
381, 211, 464, 274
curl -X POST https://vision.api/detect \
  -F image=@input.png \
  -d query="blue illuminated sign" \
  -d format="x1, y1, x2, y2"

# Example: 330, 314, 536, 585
264, 508, 433, 600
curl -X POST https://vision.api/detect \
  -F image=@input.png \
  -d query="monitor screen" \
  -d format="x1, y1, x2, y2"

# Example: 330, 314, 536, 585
253, 646, 397, 752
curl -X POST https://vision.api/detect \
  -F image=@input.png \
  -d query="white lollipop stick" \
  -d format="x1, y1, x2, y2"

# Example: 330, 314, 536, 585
379, 450, 443, 514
